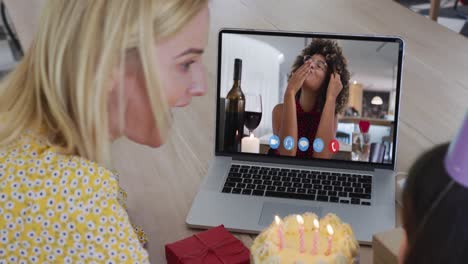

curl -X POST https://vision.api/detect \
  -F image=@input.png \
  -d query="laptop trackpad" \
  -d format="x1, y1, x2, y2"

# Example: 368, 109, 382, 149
258, 201, 323, 226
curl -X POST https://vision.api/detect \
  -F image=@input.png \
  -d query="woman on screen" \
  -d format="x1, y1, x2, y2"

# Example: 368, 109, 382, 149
272, 39, 350, 159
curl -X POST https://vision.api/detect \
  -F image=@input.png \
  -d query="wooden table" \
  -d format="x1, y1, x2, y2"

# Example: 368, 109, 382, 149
5, 0, 468, 263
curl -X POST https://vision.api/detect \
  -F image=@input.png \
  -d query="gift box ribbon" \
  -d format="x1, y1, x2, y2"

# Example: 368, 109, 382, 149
177, 232, 248, 264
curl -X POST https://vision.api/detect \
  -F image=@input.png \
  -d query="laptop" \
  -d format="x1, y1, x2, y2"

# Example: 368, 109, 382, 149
187, 29, 404, 244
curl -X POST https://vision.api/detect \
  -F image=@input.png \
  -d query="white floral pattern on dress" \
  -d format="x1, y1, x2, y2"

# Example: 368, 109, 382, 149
0, 129, 149, 263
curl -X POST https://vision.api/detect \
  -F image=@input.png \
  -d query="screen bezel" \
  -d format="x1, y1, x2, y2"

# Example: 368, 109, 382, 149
215, 29, 404, 171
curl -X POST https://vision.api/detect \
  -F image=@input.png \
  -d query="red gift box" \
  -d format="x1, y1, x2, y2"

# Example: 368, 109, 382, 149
165, 225, 250, 264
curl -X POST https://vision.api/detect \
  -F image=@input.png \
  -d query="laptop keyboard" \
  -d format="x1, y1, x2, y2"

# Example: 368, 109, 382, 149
221, 164, 372, 206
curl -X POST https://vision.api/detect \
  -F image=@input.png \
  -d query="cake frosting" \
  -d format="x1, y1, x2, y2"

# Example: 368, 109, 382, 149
251, 213, 359, 264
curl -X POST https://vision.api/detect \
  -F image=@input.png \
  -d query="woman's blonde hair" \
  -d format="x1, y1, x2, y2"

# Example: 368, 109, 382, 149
0, 0, 208, 167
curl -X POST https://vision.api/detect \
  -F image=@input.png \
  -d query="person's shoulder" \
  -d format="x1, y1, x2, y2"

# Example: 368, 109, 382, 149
0, 128, 119, 198
39, 150, 119, 193
43, 155, 150, 262
0, 130, 149, 262
273, 104, 284, 113
272, 104, 284, 120
15, 152, 149, 263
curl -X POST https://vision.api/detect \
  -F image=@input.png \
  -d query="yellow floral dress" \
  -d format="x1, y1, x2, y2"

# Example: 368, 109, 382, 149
0, 128, 149, 263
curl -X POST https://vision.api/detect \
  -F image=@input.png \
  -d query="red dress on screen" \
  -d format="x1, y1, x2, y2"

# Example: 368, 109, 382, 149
272, 100, 321, 158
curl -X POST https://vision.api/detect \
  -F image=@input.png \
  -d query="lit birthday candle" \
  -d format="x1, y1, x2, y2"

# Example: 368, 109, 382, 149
312, 218, 319, 255
296, 215, 305, 253
326, 224, 334, 255
274, 215, 285, 250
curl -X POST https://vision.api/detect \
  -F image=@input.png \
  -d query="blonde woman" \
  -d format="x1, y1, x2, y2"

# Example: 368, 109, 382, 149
0, 0, 209, 263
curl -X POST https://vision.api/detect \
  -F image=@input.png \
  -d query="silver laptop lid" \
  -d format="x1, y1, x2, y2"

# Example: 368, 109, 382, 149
215, 29, 404, 172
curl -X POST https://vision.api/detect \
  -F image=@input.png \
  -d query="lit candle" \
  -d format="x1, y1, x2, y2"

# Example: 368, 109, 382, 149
312, 218, 319, 255
296, 215, 305, 253
326, 224, 334, 256
274, 215, 285, 250
235, 130, 241, 152
241, 133, 260, 153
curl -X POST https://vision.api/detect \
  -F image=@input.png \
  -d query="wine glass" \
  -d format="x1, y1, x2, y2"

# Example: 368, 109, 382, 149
244, 93, 262, 135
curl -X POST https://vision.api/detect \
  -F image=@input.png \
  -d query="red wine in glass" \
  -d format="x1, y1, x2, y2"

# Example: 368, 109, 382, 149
244, 111, 262, 132
244, 94, 262, 135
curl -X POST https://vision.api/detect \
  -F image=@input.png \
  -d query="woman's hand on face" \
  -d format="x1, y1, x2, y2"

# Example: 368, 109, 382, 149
285, 60, 312, 97
326, 72, 343, 101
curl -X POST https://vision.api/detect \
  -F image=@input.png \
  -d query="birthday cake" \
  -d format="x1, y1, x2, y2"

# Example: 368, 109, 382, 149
251, 213, 359, 264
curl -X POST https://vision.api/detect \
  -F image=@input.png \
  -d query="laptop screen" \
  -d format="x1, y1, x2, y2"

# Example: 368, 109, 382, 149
216, 30, 404, 168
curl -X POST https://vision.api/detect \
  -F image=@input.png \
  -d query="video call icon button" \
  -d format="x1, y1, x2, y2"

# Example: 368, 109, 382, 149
329, 139, 340, 154
269, 135, 280, 150
284, 136, 295, 151
313, 138, 324, 153
298, 137, 310, 152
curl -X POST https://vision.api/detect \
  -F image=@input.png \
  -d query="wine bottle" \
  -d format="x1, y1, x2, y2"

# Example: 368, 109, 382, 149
224, 58, 245, 152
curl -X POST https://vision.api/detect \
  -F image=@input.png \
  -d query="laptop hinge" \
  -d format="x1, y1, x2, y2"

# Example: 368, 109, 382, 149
230, 155, 376, 172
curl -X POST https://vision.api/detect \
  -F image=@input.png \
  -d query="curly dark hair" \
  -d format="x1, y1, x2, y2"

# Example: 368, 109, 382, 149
289, 39, 350, 114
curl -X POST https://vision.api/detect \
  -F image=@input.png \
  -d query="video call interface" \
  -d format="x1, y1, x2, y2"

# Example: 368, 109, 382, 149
218, 32, 401, 165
